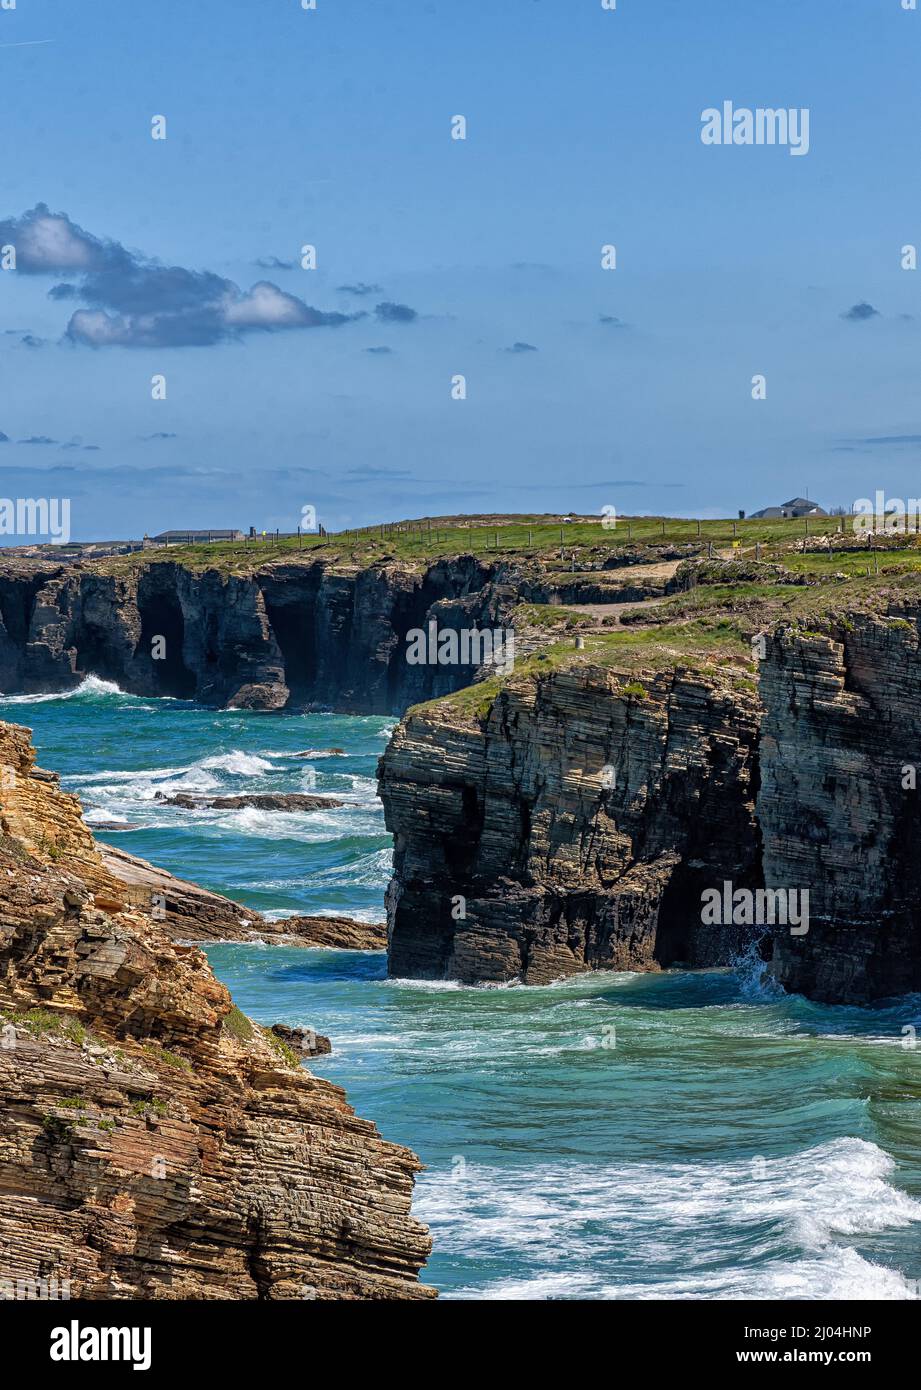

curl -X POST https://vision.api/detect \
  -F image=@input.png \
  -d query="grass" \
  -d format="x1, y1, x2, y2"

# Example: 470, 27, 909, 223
261, 1027, 301, 1068
85, 512, 858, 579
222, 1004, 254, 1043
0, 1008, 89, 1046
130, 1097, 168, 1118
142, 1042, 191, 1070
420, 617, 756, 726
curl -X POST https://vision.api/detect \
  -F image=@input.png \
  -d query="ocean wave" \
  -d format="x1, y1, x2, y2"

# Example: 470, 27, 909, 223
0, 675, 130, 705
414, 1137, 921, 1299
263, 905, 386, 925
198, 750, 278, 776
261, 847, 393, 892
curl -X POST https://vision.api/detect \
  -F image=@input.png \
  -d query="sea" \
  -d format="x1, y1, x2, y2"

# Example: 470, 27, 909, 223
3, 676, 921, 1300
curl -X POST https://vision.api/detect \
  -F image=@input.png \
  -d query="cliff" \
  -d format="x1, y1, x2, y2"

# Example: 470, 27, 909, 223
760, 609, 921, 1002
0, 552, 526, 712
380, 634, 763, 983
0, 543, 694, 714
379, 580, 921, 1003
0, 720, 433, 1299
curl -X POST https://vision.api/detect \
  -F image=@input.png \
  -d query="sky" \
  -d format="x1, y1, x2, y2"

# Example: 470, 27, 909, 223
1, 0, 920, 541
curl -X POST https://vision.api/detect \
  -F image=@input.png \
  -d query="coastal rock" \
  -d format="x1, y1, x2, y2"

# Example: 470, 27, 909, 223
758, 612, 921, 1002
0, 719, 434, 1299
271, 1023, 333, 1057
275, 916, 388, 950
0, 551, 573, 713
379, 662, 762, 983
154, 792, 344, 811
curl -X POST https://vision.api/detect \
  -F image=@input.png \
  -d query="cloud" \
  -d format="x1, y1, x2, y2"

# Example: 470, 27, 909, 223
223, 281, 359, 330
365, 345, 393, 355
852, 433, 921, 445
18, 435, 57, 445
374, 301, 417, 323
841, 302, 880, 322
0, 203, 368, 348
504, 341, 538, 353
833, 433, 921, 452
19, 333, 45, 349
59, 438, 100, 452
0, 202, 121, 275
599, 314, 626, 328
337, 282, 382, 297
142, 431, 178, 440
346, 465, 413, 479
254, 256, 296, 271
0, 432, 8, 443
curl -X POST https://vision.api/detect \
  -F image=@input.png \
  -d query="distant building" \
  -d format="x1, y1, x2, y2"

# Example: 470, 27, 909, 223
152, 529, 244, 544
749, 497, 827, 520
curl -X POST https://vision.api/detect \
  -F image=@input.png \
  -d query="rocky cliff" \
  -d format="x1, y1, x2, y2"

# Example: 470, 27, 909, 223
0, 543, 695, 713
760, 609, 921, 1002
0, 720, 433, 1299
0, 552, 532, 713
379, 586, 921, 1003
380, 650, 763, 984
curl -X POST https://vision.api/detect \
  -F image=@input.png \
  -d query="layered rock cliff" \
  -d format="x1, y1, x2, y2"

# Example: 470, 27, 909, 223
380, 653, 763, 983
0, 552, 533, 713
760, 610, 921, 1002
379, 587, 921, 1002
0, 720, 433, 1299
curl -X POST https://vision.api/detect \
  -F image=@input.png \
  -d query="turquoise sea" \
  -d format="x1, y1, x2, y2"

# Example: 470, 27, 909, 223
4, 677, 921, 1300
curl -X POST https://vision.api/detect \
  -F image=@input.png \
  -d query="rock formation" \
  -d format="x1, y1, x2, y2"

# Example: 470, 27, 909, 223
759, 612, 921, 1002
380, 660, 762, 983
379, 588, 921, 1003
154, 792, 344, 811
273, 916, 388, 951
0, 549, 683, 713
0, 719, 433, 1299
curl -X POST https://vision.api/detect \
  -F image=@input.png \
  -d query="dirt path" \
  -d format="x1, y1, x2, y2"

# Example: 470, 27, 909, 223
565, 594, 675, 624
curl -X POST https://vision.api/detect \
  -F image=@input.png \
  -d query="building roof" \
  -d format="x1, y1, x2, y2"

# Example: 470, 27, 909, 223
153, 529, 242, 541
750, 497, 826, 519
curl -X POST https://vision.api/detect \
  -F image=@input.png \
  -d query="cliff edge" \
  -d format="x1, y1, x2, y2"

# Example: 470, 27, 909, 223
0, 719, 434, 1300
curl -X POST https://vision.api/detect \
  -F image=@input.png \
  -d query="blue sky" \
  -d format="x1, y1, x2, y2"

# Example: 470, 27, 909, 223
1, 0, 920, 540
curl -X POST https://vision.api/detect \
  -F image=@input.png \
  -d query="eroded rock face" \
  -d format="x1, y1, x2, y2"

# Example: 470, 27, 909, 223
758, 613, 921, 1002
0, 553, 526, 712
380, 605, 921, 1004
379, 664, 763, 984
0, 720, 433, 1300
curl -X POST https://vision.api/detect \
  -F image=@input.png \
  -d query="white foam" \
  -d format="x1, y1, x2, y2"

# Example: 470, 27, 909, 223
0, 675, 126, 704
199, 750, 277, 776
414, 1137, 921, 1300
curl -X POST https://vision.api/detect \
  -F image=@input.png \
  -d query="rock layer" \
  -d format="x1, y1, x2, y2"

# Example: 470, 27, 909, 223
380, 602, 921, 1003
759, 613, 921, 1002
380, 662, 762, 984
0, 719, 433, 1299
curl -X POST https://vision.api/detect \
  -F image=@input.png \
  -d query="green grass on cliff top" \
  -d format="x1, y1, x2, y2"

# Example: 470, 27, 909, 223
420, 618, 756, 724
415, 564, 921, 726
87, 512, 858, 576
